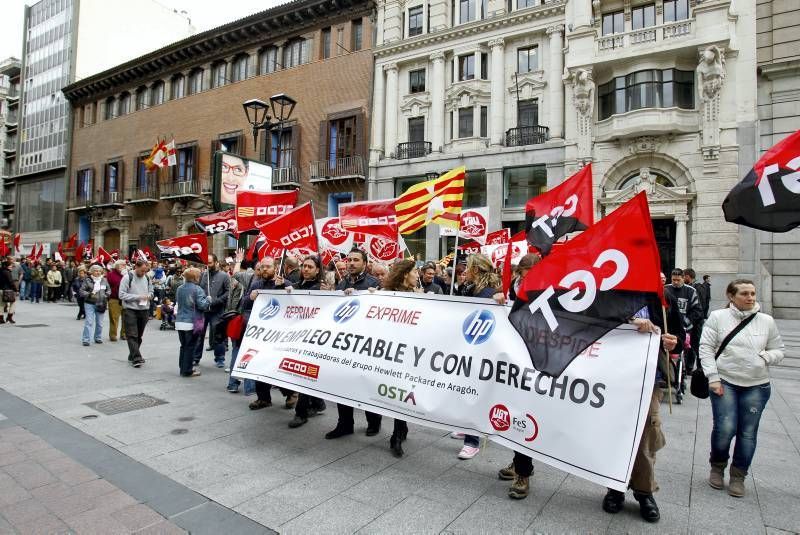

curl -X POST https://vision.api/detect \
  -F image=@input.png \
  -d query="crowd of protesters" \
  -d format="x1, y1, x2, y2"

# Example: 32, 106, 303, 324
0, 247, 784, 522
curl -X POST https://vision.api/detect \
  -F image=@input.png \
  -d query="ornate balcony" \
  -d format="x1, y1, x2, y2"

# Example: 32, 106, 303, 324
93, 190, 125, 208
396, 141, 432, 160
505, 125, 549, 147
309, 155, 365, 183
272, 166, 301, 188
596, 19, 694, 54
125, 181, 159, 204
159, 178, 209, 199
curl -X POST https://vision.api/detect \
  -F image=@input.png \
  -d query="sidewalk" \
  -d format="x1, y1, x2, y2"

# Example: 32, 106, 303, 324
1, 300, 799, 534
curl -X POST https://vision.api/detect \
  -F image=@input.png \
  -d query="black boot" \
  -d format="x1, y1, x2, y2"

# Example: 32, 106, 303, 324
389, 430, 406, 457
325, 425, 354, 439
6, 314, 14, 324
633, 492, 660, 523
602, 489, 625, 514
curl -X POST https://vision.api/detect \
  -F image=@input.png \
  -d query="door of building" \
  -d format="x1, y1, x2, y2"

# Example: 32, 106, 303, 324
652, 219, 676, 276
103, 229, 120, 252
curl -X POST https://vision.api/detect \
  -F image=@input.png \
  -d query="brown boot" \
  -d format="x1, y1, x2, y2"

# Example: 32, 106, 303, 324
6, 314, 14, 324
728, 466, 746, 497
709, 462, 726, 490
0, 315, 4, 324
498, 461, 516, 481
508, 475, 529, 499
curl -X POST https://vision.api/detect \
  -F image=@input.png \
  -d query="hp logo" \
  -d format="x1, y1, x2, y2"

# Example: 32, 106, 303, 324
334, 299, 360, 323
258, 298, 281, 320
462, 309, 495, 345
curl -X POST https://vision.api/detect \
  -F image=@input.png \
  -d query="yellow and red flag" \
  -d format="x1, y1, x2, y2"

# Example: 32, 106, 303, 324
394, 166, 465, 234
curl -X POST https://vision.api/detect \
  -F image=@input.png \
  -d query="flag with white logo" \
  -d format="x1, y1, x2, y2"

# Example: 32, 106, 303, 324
196, 209, 239, 237
440, 207, 490, 243
316, 217, 354, 254
236, 189, 299, 233
510, 192, 663, 376
338, 200, 398, 241
156, 233, 208, 264
256, 202, 318, 253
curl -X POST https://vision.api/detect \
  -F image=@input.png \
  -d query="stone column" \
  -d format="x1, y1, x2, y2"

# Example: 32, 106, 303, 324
547, 25, 565, 139
486, 168, 503, 230
473, 105, 480, 138
489, 38, 505, 146
370, 65, 386, 163
384, 63, 399, 158
383, 0, 402, 43
675, 213, 689, 269
430, 52, 446, 152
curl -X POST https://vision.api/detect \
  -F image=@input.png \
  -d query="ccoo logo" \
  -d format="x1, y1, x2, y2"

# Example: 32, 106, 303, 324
489, 404, 511, 431
258, 298, 281, 320
462, 309, 495, 345
333, 299, 360, 323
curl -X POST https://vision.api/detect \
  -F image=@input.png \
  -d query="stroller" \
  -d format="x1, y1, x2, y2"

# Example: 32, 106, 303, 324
667, 332, 691, 404
158, 299, 176, 331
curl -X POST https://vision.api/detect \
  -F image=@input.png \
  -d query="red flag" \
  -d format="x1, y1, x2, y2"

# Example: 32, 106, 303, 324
13, 233, 21, 252
156, 233, 209, 264
196, 209, 239, 237
339, 199, 398, 241
74, 241, 85, 261
57, 242, 64, 256
66, 233, 77, 248
0, 240, 8, 257
723, 129, 800, 232
236, 190, 299, 233
95, 247, 112, 265
510, 192, 662, 376
525, 164, 594, 256
458, 241, 482, 255
36, 244, 44, 260
485, 228, 510, 245
256, 202, 317, 252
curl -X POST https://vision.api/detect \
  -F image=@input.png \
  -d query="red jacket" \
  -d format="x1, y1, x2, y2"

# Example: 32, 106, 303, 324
107, 269, 124, 300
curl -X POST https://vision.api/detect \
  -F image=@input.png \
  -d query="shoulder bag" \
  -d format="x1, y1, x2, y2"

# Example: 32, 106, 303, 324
690, 312, 758, 399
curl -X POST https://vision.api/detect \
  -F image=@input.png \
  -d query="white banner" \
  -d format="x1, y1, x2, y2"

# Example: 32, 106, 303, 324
440, 207, 490, 243
233, 291, 659, 491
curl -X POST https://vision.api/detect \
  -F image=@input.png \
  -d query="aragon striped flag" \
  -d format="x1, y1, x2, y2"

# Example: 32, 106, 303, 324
395, 166, 465, 234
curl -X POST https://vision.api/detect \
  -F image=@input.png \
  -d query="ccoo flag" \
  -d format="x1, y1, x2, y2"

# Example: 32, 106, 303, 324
338, 200, 398, 241
236, 189, 299, 233
256, 202, 318, 253
525, 164, 594, 256
723, 129, 800, 232
510, 192, 662, 377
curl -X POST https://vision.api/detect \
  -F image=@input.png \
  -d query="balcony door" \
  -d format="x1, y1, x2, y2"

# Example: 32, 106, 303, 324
328, 117, 356, 166
517, 99, 538, 127
408, 117, 425, 143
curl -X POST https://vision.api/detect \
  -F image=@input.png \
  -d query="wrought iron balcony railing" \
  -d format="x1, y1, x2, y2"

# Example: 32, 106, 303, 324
396, 141, 432, 159
505, 125, 549, 147
309, 155, 365, 181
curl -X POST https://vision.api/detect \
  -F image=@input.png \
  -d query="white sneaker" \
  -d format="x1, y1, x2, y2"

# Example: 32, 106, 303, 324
450, 432, 465, 439
458, 445, 480, 459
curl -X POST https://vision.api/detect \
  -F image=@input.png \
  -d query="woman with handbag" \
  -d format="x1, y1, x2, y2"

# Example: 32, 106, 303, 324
175, 267, 211, 378
78, 265, 110, 346
0, 258, 18, 324
699, 279, 784, 497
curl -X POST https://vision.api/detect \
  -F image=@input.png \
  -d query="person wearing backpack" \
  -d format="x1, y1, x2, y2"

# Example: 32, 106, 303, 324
119, 260, 154, 368
699, 279, 784, 498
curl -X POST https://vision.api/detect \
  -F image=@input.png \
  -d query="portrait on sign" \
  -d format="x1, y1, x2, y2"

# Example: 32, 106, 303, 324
213, 152, 273, 209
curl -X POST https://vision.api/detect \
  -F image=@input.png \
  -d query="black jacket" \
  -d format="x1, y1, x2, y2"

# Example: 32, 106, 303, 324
296, 278, 321, 291
664, 283, 703, 330
200, 269, 230, 316
336, 271, 379, 291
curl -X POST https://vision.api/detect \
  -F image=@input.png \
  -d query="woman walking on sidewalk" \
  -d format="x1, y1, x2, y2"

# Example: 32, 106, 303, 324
78, 265, 110, 346
175, 267, 210, 377
72, 267, 87, 319
0, 258, 18, 324
700, 279, 784, 497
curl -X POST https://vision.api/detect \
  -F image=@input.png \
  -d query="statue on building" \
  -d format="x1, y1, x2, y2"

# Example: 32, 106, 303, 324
696, 45, 726, 103
633, 167, 657, 195
564, 67, 595, 117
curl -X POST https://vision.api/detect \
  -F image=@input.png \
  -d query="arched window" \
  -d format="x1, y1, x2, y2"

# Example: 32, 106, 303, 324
117, 92, 130, 116
150, 81, 165, 105
171, 74, 185, 99
282, 39, 309, 68
259, 47, 278, 75
618, 169, 675, 190
187, 68, 203, 95
232, 54, 249, 82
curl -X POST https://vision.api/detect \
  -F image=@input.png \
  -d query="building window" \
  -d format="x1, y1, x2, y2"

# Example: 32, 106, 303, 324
352, 18, 363, 50
105, 161, 121, 192
283, 38, 309, 68
232, 55, 249, 82
480, 52, 488, 79
597, 69, 694, 120
258, 48, 277, 74
118, 93, 130, 116
408, 6, 423, 36
174, 147, 195, 182
503, 165, 546, 207
517, 0, 539, 8
458, 55, 474, 81
632, 4, 655, 30
479, 106, 488, 137
458, 107, 473, 138
136, 155, 156, 189
409, 69, 426, 93
104, 97, 115, 120
663, 0, 689, 22
459, 0, 475, 22
602, 11, 624, 35
135, 87, 148, 110
517, 99, 538, 126
16, 178, 65, 233
517, 46, 538, 73
322, 28, 331, 59
270, 129, 293, 167
464, 169, 487, 208
76, 168, 92, 199
171, 74, 185, 99
408, 116, 425, 142
328, 116, 357, 162
150, 81, 164, 105
212, 62, 227, 87
188, 69, 202, 94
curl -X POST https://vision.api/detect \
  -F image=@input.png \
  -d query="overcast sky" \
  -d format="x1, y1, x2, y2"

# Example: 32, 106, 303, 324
0, 0, 286, 61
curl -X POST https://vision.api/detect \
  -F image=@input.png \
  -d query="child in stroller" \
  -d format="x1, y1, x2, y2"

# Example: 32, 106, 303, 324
160, 298, 176, 330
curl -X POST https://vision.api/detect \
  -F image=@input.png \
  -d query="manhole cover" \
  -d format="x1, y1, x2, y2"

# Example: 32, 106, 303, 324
15, 324, 49, 328
170, 429, 189, 435
83, 394, 168, 415
177, 416, 195, 422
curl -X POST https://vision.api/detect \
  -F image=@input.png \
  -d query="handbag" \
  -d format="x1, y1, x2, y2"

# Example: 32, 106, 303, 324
690, 312, 758, 399
191, 288, 205, 335
2, 289, 15, 303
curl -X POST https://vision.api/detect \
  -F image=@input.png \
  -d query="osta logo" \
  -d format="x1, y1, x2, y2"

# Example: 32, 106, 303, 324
489, 404, 511, 431
258, 298, 281, 320
236, 349, 258, 370
462, 309, 495, 345
333, 299, 360, 323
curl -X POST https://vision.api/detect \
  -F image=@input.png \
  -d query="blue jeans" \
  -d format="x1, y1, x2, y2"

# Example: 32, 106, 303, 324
19, 280, 28, 301
82, 303, 104, 343
193, 315, 226, 364
178, 329, 199, 376
29, 282, 42, 302
227, 342, 255, 394
710, 380, 771, 472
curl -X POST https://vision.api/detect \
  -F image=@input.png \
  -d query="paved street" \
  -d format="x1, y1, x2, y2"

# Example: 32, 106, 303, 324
1, 300, 799, 534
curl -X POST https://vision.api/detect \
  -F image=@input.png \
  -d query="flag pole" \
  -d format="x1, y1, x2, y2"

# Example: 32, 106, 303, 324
450, 232, 459, 295
662, 304, 673, 415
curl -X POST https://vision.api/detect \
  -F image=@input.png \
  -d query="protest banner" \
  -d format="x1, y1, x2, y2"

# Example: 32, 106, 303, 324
232, 291, 659, 491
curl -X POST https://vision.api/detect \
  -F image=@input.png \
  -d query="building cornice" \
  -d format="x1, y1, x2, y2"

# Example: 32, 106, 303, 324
63, 0, 373, 104
373, 0, 566, 58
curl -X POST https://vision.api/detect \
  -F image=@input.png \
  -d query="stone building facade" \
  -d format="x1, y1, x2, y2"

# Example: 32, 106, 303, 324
62, 0, 374, 258
0, 58, 21, 230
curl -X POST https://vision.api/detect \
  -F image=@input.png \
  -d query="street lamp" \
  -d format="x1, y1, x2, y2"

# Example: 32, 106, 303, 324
242, 93, 297, 151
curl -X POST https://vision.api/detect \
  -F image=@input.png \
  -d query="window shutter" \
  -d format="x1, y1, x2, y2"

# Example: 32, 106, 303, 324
291, 125, 301, 169
191, 145, 198, 182
318, 120, 328, 161
118, 160, 125, 191
235, 133, 244, 155
354, 112, 365, 159
210, 139, 221, 176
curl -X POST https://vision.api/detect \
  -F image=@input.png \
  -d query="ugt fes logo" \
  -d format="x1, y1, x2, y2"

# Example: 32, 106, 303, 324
489, 403, 540, 442
258, 298, 281, 320
334, 299, 360, 323
462, 309, 495, 345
